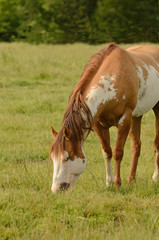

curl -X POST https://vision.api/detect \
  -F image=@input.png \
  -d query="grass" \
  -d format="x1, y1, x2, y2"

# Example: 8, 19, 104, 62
0, 42, 159, 240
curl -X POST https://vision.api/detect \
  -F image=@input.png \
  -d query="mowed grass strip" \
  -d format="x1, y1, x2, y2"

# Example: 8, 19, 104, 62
0, 42, 159, 240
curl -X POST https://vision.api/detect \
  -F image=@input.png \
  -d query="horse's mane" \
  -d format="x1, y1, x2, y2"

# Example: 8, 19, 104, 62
51, 43, 117, 158
51, 90, 92, 158
73, 42, 117, 94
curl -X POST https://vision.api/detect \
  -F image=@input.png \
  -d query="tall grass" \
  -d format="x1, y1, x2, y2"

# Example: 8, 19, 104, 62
0, 42, 159, 240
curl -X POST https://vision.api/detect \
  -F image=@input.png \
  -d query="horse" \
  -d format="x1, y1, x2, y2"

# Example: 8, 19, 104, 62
50, 43, 159, 193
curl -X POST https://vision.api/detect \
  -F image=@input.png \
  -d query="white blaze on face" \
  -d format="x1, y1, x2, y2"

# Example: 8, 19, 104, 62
51, 151, 87, 193
133, 64, 159, 117
85, 74, 117, 117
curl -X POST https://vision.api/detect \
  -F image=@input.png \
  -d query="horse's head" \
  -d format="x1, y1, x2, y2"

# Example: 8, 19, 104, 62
50, 126, 87, 193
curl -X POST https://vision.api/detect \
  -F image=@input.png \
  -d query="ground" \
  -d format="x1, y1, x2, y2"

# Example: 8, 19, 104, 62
0, 42, 159, 240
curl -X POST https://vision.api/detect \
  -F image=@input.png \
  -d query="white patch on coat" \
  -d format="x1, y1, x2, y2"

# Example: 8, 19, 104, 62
152, 148, 159, 183
102, 149, 114, 187
118, 114, 126, 126
51, 151, 87, 193
133, 64, 159, 117
122, 95, 126, 99
85, 74, 117, 117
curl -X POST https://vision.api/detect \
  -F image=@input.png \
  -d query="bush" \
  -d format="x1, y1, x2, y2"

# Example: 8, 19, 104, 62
0, 0, 158, 43
0, 0, 20, 41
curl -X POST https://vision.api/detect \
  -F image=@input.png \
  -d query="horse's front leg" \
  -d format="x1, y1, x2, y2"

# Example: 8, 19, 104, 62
113, 108, 132, 186
94, 121, 113, 187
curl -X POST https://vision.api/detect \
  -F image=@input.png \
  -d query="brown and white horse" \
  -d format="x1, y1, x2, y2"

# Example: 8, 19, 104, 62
50, 43, 159, 193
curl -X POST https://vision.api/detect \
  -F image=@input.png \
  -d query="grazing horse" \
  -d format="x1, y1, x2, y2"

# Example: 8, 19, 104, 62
50, 43, 159, 193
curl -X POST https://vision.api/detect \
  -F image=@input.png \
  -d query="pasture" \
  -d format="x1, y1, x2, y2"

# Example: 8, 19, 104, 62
0, 42, 159, 240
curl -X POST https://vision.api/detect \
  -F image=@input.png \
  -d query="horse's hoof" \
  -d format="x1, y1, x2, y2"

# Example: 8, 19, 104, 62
113, 181, 121, 187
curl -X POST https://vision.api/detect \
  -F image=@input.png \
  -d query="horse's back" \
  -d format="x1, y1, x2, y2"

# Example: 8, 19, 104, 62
127, 45, 159, 64
84, 44, 159, 121
127, 45, 159, 117
127, 45, 159, 54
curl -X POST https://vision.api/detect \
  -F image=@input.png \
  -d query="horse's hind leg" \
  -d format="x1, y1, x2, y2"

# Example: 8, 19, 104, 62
152, 102, 159, 182
128, 116, 142, 183
94, 121, 113, 187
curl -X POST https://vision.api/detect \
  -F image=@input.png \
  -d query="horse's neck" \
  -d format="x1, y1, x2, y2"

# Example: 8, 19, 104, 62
62, 110, 91, 146
79, 110, 92, 142
63, 90, 93, 144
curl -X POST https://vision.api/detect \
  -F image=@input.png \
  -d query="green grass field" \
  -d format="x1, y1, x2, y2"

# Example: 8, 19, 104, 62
0, 42, 159, 240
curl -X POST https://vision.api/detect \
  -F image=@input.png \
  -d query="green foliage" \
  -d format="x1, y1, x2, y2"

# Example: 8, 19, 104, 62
0, 0, 20, 41
47, 0, 97, 43
0, 0, 158, 43
90, 0, 159, 43
17, 0, 44, 43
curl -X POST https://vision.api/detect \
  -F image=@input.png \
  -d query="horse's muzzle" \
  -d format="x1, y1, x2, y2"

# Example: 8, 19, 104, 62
59, 182, 70, 191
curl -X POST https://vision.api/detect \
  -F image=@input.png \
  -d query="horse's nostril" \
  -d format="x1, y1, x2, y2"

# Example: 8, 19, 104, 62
59, 182, 70, 191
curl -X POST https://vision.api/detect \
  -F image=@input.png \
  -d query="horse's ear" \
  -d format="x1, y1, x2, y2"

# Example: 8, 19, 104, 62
51, 126, 58, 137
63, 126, 72, 140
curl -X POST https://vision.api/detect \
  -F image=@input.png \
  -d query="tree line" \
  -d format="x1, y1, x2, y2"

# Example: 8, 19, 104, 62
0, 0, 158, 44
